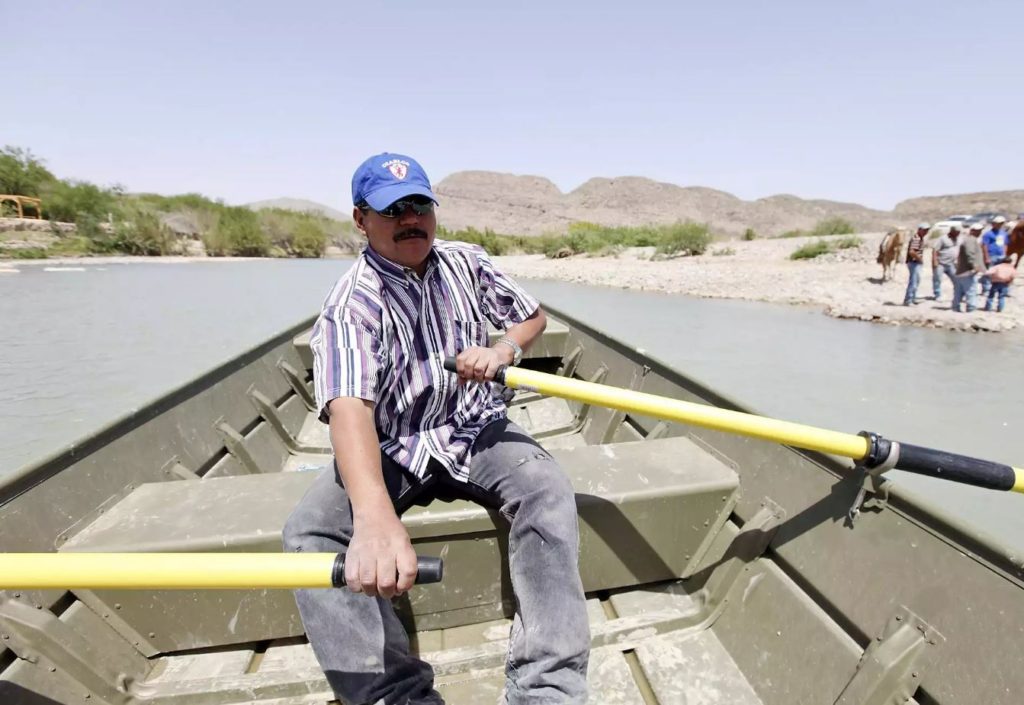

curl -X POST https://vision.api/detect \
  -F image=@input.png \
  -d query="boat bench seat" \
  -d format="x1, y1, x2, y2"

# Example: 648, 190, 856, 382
61, 435, 738, 655
293, 318, 571, 371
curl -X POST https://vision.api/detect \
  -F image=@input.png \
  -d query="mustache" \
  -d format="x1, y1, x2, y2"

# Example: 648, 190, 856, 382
394, 229, 429, 242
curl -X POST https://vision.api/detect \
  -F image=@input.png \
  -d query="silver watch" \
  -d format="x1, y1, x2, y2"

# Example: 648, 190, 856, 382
495, 336, 523, 366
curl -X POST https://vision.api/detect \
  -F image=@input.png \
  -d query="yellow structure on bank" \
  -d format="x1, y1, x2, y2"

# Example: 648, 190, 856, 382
0, 194, 43, 219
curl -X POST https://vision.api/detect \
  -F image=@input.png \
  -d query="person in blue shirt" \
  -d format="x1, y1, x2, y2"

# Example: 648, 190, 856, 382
980, 216, 1010, 296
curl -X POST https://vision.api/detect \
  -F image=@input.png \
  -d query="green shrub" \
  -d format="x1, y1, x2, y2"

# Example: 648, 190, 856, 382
43, 180, 120, 223
132, 192, 222, 213
289, 218, 328, 258
2, 246, 49, 259
713, 247, 736, 256
73, 213, 108, 249
742, 228, 757, 241
526, 221, 714, 258
450, 226, 507, 255
541, 237, 573, 258
258, 209, 329, 257
790, 240, 833, 260
107, 209, 178, 255
811, 217, 855, 236
205, 207, 270, 256
654, 222, 712, 256
0, 146, 56, 196
835, 236, 863, 250
49, 235, 92, 256
776, 229, 807, 239
436, 225, 529, 256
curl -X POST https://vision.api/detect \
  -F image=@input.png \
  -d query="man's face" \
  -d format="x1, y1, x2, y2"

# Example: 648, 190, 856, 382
353, 197, 437, 272
917, 227, 928, 236
949, 229, 959, 239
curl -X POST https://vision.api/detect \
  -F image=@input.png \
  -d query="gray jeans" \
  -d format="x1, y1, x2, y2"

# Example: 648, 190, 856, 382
283, 418, 590, 705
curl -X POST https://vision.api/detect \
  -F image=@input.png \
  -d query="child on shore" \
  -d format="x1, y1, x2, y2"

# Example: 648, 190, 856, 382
984, 257, 1016, 313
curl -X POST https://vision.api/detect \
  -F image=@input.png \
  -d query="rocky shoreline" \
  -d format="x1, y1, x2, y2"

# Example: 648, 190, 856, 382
494, 232, 1020, 333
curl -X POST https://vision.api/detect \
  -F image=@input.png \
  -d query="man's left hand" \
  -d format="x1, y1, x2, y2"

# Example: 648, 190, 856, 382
454, 346, 512, 384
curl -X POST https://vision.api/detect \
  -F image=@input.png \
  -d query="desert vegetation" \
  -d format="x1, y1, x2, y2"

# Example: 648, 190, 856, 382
0, 146, 351, 258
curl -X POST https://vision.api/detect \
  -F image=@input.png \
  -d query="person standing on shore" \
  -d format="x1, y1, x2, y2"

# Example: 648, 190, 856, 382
983, 257, 1016, 312
953, 223, 987, 312
283, 153, 590, 705
980, 216, 1010, 297
903, 223, 929, 306
931, 224, 960, 301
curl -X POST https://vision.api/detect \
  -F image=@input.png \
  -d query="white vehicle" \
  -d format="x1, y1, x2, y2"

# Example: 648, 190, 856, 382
932, 214, 972, 230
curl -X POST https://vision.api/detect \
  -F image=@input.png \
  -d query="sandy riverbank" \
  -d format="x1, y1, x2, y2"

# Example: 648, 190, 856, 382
495, 232, 1021, 333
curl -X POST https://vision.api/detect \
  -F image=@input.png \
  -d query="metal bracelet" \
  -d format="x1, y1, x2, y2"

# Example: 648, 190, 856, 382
495, 336, 522, 366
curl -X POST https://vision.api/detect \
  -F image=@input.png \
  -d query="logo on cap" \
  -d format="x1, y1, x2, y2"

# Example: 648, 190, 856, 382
383, 159, 409, 180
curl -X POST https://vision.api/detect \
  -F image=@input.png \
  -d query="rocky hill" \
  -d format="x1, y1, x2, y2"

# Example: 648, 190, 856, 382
434, 172, 902, 237
892, 191, 1024, 224
244, 177, 1023, 239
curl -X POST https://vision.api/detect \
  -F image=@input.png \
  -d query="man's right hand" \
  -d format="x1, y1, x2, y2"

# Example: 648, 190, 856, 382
345, 511, 418, 599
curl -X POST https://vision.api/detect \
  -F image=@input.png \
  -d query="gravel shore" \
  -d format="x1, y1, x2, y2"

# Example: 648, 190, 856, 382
495, 232, 1020, 333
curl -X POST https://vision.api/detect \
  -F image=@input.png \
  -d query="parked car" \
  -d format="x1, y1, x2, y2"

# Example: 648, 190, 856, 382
931, 214, 974, 237
970, 212, 1005, 224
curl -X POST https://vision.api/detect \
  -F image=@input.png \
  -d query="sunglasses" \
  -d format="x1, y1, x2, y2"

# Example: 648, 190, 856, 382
361, 197, 435, 219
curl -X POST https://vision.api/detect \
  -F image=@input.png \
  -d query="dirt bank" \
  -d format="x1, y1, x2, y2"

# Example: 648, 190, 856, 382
495, 233, 1020, 333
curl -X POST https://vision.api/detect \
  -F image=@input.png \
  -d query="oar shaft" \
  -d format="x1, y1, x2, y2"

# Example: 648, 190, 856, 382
502, 365, 870, 459
442, 358, 1024, 495
0, 553, 444, 590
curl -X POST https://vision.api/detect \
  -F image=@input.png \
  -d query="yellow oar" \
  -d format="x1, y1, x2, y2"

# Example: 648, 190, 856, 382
0, 553, 443, 590
444, 358, 1024, 495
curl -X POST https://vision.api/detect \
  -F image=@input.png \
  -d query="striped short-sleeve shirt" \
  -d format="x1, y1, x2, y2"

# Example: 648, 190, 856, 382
906, 231, 927, 263
309, 239, 540, 482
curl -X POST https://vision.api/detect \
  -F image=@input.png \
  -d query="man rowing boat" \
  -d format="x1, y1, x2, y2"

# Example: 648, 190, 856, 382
283, 153, 590, 704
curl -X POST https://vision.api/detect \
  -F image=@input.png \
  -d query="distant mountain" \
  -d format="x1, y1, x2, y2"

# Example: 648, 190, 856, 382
246, 198, 348, 222
434, 172, 902, 237
247, 179, 1023, 239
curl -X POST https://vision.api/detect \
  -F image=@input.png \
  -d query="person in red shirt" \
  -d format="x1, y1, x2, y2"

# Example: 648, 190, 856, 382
984, 257, 1016, 312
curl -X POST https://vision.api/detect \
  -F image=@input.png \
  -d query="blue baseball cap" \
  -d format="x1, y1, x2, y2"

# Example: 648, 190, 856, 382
351, 152, 438, 211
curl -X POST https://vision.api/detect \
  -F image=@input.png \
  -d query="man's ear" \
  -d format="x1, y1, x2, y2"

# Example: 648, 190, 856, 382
353, 207, 367, 234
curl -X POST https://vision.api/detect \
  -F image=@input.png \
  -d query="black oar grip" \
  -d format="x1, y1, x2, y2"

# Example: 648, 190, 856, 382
441, 356, 508, 384
896, 442, 1017, 491
331, 555, 444, 588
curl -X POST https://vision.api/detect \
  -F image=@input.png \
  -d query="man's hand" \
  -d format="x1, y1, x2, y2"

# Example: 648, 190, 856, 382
345, 511, 418, 599
455, 345, 512, 384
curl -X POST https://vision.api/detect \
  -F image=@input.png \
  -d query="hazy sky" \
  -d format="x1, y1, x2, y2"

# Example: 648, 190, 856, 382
3, 1, 1021, 211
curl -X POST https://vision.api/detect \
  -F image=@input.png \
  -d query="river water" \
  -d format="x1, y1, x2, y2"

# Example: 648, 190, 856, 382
1, 260, 1021, 551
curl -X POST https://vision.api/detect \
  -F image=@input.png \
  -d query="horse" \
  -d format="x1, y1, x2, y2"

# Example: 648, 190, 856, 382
1007, 221, 1024, 269
876, 229, 907, 281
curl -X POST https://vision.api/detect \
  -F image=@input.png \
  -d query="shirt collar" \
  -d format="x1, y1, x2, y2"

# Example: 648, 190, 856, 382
363, 244, 438, 286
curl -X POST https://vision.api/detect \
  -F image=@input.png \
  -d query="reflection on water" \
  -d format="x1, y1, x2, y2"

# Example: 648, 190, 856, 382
1, 262, 1021, 551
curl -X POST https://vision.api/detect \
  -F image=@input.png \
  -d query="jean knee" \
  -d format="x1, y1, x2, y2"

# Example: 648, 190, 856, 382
282, 500, 339, 553
281, 509, 307, 553
518, 459, 574, 502
511, 461, 579, 538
